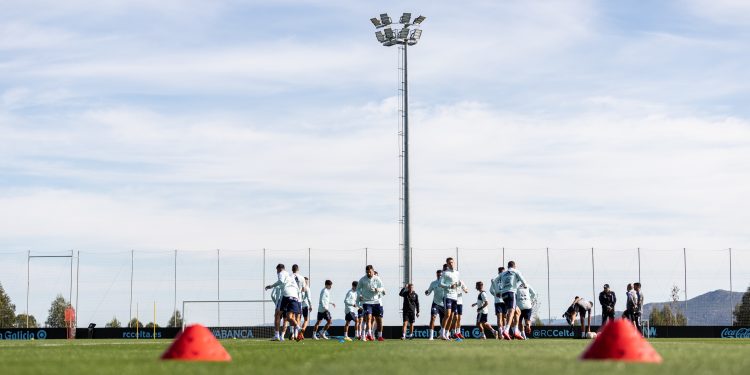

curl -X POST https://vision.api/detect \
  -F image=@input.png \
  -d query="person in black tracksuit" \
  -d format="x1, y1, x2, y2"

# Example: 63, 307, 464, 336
599, 283, 617, 326
399, 284, 420, 339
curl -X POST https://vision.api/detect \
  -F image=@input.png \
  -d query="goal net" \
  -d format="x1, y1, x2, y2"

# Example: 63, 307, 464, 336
182, 300, 276, 339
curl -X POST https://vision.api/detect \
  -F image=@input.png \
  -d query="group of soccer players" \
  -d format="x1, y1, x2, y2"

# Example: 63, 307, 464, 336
266, 258, 538, 341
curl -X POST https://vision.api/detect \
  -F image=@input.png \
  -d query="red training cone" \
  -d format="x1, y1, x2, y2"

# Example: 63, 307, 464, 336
161, 324, 231, 362
580, 319, 662, 363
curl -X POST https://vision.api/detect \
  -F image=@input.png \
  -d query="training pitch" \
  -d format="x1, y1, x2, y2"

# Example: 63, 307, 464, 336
1, 338, 748, 375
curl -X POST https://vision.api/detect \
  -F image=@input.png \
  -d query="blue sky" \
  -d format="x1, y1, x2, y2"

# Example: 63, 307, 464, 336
1, 1, 750, 325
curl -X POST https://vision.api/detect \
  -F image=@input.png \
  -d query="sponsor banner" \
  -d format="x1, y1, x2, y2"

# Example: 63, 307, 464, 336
1, 326, 748, 339
720, 328, 750, 339
0, 329, 66, 340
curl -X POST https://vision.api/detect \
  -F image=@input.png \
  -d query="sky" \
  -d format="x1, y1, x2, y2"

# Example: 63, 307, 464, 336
1, 0, 749, 326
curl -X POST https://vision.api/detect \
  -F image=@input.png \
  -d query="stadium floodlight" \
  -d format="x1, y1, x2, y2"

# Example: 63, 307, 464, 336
383, 27, 395, 40
369, 12, 425, 286
398, 28, 410, 39
380, 13, 392, 26
370, 17, 382, 27
375, 31, 386, 43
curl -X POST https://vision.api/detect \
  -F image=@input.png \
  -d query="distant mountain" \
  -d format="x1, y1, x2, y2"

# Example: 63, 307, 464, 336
641, 289, 742, 326
544, 289, 743, 326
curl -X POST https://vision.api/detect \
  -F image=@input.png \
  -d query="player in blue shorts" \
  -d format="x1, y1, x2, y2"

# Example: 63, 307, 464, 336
490, 267, 507, 339
516, 283, 536, 340
300, 276, 312, 338
440, 258, 460, 340
356, 265, 385, 341
471, 281, 497, 339
453, 280, 468, 339
499, 261, 528, 340
265, 263, 304, 341
313, 280, 335, 339
343, 281, 358, 341
425, 269, 445, 340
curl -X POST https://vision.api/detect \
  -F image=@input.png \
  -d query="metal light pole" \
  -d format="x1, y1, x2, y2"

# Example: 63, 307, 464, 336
370, 12, 425, 285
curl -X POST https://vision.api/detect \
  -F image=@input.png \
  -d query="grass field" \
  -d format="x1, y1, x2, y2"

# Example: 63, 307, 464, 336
1, 338, 749, 375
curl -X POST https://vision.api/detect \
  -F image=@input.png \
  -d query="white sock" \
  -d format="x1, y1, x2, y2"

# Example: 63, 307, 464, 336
377, 331, 382, 338
274, 331, 279, 338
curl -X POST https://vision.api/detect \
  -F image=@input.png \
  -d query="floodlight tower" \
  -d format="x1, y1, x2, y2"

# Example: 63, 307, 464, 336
370, 13, 425, 285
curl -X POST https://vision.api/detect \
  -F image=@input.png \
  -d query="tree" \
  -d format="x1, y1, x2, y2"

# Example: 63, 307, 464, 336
145, 322, 159, 328
105, 316, 122, 328
14, 314, 38, 328
0, 282, 15, 327
650, 306, 663, 325
533, 315, 544, 326
734, 286, 750, 326
167, 310, 183, 327
649, 286, 687, 326
128, 318, 144, 328
45, 294, 69, 328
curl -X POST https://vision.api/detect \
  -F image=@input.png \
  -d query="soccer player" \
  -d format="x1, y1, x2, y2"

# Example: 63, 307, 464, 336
356, 265, 385, 341
499, 261, 528, 340
563, 296, 593, 338
265, 263, 303, 341
343, 281, 358, 341
454, 280, 469, 339
356, 300, 365, 340
471, 281, 496, 339
301, 277, 313, 336
624, 283, 636, 322
440, 257, 460, 340
269, 283, 284, 341
399, 283, 419, 340
599, 283, 616, 326
516, 283, 536, 340
281, 264, 307, 340
489, 266, 507, 339
634, 282, 644, 332
424, 269, 445, 340
312, 280, 335, 339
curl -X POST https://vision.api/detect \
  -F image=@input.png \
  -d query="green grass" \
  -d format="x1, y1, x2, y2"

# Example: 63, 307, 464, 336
1, 338, 749, 375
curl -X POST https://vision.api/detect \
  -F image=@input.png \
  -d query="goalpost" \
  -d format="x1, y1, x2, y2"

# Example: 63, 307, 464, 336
182, 299, 276, 339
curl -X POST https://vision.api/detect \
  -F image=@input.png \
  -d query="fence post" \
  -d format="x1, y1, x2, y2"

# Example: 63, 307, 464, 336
683, 248, 688, 324
75, 250, 80, 328
365, 247, 368, 266
173, 249, 177, 325
591, 247, 596, 325
69, 249, 73, 310
129, 250, 134, 327
455, 247, 459, 270
546, 247, 551, 325
26, 250, 30, 328
637, 247, 641, 283
729, 248, 733, 324
308, 247, 311, 285
262, 248, 266, 325
502, 247, 505, 266
217, 249, 221, 326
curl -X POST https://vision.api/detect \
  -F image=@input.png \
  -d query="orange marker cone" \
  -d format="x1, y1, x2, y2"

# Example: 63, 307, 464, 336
580, 319, 662, 363
161, 324, 231, 362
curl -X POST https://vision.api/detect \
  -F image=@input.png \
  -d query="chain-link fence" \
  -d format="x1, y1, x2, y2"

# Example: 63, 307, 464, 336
0, 248, 747, 327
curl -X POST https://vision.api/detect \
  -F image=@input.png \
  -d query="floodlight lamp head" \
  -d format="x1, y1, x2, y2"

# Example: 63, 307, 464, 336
413, 15, 426, 25
370, 18, 382, 27
375, 31, 385, 43
383, 27, 394, 39
398, 28, 410, 39
400, 13, 412, 24
411, 29, 423, 40
380, 13, 392, 26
